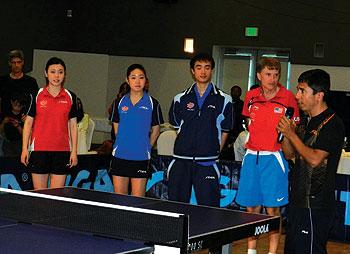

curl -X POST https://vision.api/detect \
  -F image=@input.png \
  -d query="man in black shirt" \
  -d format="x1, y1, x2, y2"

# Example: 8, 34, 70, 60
277, 69, 345, 254
0, 50, 39, 115
220, 85, 244, 160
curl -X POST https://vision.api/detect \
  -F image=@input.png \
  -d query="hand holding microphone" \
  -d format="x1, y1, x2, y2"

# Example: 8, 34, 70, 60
277, 107, 294, 143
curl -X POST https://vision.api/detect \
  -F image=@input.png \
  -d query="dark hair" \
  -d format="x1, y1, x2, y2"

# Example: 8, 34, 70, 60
190, 53, 215, 70
45, 57, 66, 84
231, 85, 242, 93
298, 69, 330, 102
45, 57, 66, 72
256, 57, 281, 74
9, 91, 26, 106
117, 82, 130, 98
8, 49, 24, 62
126, 64, 146, 78
230, 85, 242, 99
76, 97, 84, 123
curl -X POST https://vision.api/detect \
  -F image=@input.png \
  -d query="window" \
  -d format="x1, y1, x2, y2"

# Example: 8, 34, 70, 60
212, 46, 291, 95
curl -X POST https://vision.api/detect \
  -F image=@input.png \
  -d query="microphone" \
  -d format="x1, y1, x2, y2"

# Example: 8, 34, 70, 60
278, 107, 294, 143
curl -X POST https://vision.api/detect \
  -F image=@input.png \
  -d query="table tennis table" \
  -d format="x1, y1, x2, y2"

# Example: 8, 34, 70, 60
0, 187, 280, 253
0, 217, 153, 254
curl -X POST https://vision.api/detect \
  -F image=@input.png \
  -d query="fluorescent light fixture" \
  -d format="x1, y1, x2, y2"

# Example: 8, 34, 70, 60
225, 53, 252, 57
184, 38, 194, 53
261, 53, 289, 59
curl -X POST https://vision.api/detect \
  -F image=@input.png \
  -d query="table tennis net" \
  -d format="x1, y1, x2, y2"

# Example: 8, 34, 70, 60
0, 188, 188, 249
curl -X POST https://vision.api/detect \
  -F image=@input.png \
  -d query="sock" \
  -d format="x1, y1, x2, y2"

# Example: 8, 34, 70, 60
247, 249, 257, 254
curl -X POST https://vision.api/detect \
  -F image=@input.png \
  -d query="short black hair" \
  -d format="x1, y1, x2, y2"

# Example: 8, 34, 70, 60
298, 69, 330, 102
231, 85, 242, 92
45, 57, 66, 72
45, 57, 66, 85
10, 92, 26, 105
190, 53, 215, 70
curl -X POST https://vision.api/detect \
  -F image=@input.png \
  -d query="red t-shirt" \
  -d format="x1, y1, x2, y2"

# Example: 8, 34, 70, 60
242, 84, 299, 152
28, 87, 77, 151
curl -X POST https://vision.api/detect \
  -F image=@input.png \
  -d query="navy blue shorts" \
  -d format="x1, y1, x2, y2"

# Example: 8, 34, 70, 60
110, 157, 151, 178
28, 151, 71, 175
167, 159, 220, 207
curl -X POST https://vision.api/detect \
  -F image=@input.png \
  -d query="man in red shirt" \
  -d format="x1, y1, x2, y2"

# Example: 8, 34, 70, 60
236, 58, 299, 254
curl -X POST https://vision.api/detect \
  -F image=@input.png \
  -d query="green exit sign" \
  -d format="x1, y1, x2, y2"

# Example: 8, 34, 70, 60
245, 27, 258, 37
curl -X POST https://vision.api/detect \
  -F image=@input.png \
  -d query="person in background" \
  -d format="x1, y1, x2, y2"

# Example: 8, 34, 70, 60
277, 69, 344, 254
0, 94, 25, 157
109, 64, 163, 197
0, 49, 38, 115
95, 82, 131, 156
220, 85, 244, 160
117, 82, 130, 100
235, 57, 299, 254
231, 85, 244, 138
233, 84, 260, 161
168, 52, 233, 207
21, 57, 78, 190
76, 97, 91, 154
233, 119, 248, 161
109, 82, 130, 142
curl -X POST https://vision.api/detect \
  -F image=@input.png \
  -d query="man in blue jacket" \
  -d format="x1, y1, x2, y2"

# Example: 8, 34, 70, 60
167, 52, 233, 207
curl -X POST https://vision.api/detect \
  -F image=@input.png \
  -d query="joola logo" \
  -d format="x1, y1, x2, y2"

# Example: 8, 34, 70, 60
254, 224, 269, 235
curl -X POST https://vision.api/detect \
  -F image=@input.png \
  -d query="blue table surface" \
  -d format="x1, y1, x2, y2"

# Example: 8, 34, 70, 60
0, 218, 153, 254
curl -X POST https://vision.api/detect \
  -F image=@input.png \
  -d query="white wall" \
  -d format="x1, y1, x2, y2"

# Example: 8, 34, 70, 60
32, 49, 110, 143
32, 49, 110, 117
290, 64, 350, 93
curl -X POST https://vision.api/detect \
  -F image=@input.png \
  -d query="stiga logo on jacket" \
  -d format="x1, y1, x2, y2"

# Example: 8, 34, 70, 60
186, 102, 194, 110
121, 106, 129, 112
